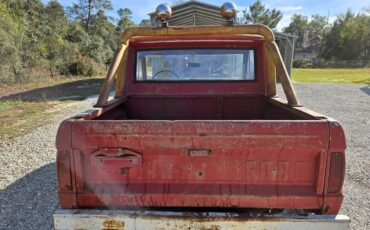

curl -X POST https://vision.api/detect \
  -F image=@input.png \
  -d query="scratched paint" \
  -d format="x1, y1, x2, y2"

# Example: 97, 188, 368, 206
55, 35, 346, 215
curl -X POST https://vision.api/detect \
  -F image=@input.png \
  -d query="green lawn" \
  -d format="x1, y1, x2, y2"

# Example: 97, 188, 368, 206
0, 77, 105, 140
291, 68, 370, 84
0, 100, 53, 139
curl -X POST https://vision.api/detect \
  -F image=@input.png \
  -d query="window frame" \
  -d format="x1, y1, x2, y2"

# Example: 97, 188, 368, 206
133, 47, 258, 83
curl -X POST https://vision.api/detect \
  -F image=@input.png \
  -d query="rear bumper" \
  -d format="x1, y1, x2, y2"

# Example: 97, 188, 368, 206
53, 208, 350, 230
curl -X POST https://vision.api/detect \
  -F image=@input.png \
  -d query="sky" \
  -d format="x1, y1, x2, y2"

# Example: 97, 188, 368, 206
51, 0, 369, 31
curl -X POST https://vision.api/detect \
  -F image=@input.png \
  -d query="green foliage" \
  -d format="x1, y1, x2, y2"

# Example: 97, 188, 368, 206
0, 0, 128, 85
320, 11, 370, 60
68, 0, 113, 33
117, 8, 134, 31
139, 19, 151, 26
309, 14, 328, 36
283, 14, 329, 50
283, 14, 309, 49
0, 2, 21, 84
293, 60, 313, 68
243, 0, 283, 29
285, 10, 370, 61
68, 59, 96, 77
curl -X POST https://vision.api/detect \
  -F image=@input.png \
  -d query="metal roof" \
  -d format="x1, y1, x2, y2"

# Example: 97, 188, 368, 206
149, 0, 221, 15
149, 1, 297, 39
150, 0, 227, 26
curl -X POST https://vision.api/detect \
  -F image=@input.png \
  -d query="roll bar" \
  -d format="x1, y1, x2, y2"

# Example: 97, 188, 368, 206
96, 24, 300, 107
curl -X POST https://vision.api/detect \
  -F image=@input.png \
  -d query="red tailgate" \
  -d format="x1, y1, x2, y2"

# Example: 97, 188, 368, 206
61, 120, 330, 211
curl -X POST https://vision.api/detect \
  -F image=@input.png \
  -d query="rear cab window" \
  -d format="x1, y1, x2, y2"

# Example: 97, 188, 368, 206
136, 48, 256, 81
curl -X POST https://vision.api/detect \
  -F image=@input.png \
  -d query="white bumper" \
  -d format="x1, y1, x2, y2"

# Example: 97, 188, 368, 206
54, 209, 350, 230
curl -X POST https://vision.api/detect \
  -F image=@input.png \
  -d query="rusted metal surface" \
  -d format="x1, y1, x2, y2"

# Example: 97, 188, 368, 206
266, 41, 300, 106
56, 113, 345, 213
56, 93, 345, 214
96, 44, 127, 106
56, 24, 346, 215
53, 209, 350, 230
119, 25, 275, 44
265, 42, 277, 97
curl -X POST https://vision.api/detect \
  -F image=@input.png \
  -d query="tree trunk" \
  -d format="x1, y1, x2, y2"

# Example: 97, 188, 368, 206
77, 63, 80, 76
12, 66, 19, 83
50, 66, 54, 78
86, 0, 92, 33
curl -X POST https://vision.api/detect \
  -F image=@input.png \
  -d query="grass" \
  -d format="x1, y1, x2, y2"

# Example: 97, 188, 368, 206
0, 77, 105, 140
291, 68, 370, 84
0, 100, 53, 139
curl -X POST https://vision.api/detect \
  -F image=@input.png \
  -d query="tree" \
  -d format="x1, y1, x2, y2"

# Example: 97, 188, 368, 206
320, 11, 354, 60
0, 1, 23, 83
3, 0, 49, 82
283, 14, 329, 50
243, 0, 283, 29
309, 14, 328, 36
89, 9, 117, 60
117, 8, 134, 31
283, 14, 309, 49
337, 12, 370, 60
139, 19, 151, 26
43, 0, 69, 77
0, 0, 121, 82
68, 0, 112, 33
319, 10, 370, 60
117, 7, 132, 19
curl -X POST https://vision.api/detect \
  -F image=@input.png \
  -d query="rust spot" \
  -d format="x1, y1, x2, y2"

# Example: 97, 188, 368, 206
103, 219, 124, 230
322, 205, 330, 214
188, 149, 211, 157
119, 168, 128, 175
198, 171, 204, 177
200, 225, 221, 230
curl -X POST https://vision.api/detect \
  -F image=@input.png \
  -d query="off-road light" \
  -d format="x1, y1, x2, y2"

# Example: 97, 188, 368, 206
220, 2, 238, 20
155, 4, 172, 23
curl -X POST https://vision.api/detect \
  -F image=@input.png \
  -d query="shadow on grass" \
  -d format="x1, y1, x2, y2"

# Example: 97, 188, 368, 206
0, 78, 105, 102
0, 163, 57, 229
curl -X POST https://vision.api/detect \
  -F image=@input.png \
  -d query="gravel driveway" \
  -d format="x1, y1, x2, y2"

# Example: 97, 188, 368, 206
0, 83, 369, 229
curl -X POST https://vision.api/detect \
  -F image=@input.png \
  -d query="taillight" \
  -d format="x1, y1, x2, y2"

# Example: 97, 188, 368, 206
327, 152, 345, 193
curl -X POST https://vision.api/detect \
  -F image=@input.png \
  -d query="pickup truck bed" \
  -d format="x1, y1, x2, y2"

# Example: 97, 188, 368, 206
57, 96, 344, 214
95, 95, 319, 120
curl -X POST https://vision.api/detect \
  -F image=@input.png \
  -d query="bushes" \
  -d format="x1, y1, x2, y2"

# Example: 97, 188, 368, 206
68, 60, 98, 77
320, 11, 370, 61
0, 0, 120, 85
293, 60, 313, 68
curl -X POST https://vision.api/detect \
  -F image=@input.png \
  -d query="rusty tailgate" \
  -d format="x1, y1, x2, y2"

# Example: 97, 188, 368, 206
64, 120, 330, 210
